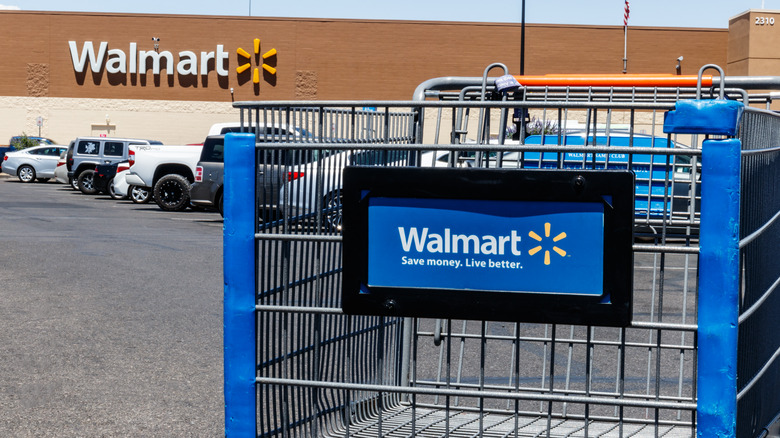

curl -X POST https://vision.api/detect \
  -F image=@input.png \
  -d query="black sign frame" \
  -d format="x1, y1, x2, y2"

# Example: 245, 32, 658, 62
342, 167, 635, 327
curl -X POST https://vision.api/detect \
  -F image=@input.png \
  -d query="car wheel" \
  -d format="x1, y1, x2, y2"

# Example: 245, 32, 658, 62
107, 178, 125, 200
323, 191, 343, 232
17, 165, 36, 183
77, 169, 98, 195
217, 193, 224, 217
129, 185, 151, 204
153, 174, 191, 211
69, 176, 79, 190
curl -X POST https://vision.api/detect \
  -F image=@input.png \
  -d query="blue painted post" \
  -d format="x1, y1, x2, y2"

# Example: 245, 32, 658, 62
223, 133, 257, 437
663, 98, 744, 436
697, 138, 741, 437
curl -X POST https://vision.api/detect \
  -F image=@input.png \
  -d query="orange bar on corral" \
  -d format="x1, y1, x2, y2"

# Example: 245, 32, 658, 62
512, 74, 713, 88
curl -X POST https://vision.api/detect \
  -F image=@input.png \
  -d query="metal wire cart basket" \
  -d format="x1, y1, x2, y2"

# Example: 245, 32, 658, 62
223, 64, 780, 437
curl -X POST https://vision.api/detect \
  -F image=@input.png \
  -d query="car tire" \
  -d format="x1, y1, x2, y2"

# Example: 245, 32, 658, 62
323, 191, 343, 232
217, 193, 223, 217
107, 178, 125, 200
77, 169, 98, 195
153, 174, 191, 211
69, 176, 79, 190
17, 165, 36, 183
129, 185, 151, 204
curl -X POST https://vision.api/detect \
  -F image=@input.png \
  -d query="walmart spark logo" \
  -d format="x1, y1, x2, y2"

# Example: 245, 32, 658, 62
528, 223, 567, 265
236, 38, 277, 84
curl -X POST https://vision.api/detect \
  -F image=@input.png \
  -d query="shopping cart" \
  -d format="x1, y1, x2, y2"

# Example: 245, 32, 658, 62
223, 64, 780, 437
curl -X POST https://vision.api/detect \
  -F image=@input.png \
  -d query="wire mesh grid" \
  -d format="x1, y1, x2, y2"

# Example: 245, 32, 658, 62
735, 107, 780, 438
240, 94, 706, 437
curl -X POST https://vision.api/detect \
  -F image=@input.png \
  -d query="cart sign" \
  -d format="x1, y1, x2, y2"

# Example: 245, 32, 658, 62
342, 167, 635, 326
368, 198, 604, 295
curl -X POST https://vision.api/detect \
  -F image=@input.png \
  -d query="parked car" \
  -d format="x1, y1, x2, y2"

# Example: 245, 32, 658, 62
66, 137, 162, 193
112, 167, 130, 198
110, 167, 150, 203
54, 149, 68, 184
124, 143, 203, 211
190, 136, 226, 215
279, 150, 463, 231
191, 135, 331, 218
0, 145, 14, 163
1, 145, 68, 183
93, 161, 130, 199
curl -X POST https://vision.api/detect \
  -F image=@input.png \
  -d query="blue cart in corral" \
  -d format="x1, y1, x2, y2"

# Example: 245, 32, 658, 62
513, 132, 700, 237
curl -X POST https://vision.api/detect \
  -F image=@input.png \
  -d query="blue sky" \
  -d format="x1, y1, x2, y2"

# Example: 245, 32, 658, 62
0, 1, 764, 28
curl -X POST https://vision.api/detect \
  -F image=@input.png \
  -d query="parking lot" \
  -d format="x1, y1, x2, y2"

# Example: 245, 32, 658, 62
0, 175, 224, 437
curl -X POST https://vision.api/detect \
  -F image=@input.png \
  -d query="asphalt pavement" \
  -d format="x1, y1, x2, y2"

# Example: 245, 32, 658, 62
0, 173, 225, 437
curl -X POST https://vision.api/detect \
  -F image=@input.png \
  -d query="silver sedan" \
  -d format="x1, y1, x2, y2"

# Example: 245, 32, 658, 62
1, 145, 68, 183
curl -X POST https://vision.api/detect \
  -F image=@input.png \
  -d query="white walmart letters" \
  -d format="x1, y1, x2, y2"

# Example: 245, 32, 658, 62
398, 227, 522, 256
68, 41, 230, 77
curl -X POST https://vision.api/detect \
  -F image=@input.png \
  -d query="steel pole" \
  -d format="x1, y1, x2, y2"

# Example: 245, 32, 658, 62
520, 0, 525, 75
622, 26, 628, 74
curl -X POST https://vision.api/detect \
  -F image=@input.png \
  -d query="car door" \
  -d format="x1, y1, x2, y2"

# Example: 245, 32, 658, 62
29, 147, 64, 177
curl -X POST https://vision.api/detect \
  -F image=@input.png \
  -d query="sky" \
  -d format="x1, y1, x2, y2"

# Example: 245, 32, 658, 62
0, 1, 767, 28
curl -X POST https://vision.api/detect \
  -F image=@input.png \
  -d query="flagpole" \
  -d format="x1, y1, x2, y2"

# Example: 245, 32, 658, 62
622, 0, 629, 74
520, 0, 526, 75
623, 25, 627, 74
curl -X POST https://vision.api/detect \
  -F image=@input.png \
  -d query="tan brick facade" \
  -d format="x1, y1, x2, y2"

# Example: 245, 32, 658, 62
0, 11, 730, 103
0, 10, 768, 144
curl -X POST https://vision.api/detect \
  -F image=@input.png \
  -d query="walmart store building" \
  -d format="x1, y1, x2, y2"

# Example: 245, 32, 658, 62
0, 9, 775, 145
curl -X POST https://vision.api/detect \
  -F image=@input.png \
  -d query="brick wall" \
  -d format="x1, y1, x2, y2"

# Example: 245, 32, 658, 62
0, 11, 728, 103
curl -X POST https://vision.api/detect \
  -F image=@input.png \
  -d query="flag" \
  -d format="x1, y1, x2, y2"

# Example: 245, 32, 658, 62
624, 0, 630, 26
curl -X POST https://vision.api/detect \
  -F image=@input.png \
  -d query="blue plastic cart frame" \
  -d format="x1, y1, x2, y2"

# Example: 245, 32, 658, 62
665, 98, 743, 437
223, 133, 258, 437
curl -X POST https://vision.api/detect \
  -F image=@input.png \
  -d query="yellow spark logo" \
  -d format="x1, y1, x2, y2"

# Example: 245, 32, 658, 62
528, 222, 567, 266
236, 38, 277, 84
